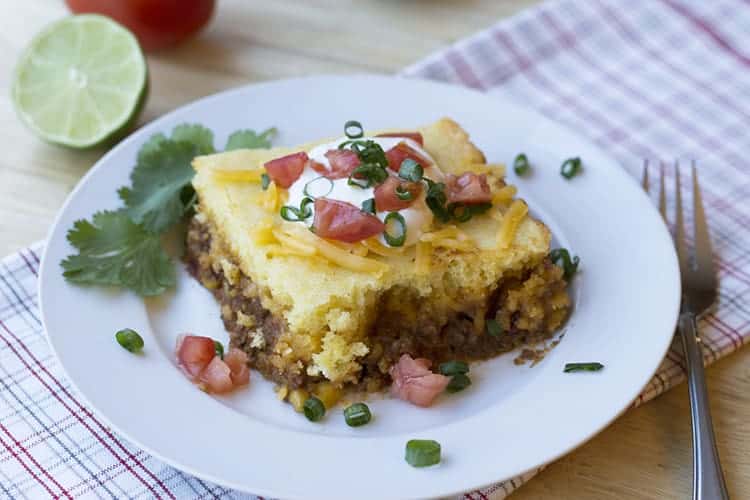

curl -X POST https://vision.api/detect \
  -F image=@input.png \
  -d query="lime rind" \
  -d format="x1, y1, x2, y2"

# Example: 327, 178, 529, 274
12, 14, 147, 149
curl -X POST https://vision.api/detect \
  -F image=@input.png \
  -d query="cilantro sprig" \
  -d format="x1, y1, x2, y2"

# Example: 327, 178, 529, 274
61, 124, 275, 296
61, 211, 175, 296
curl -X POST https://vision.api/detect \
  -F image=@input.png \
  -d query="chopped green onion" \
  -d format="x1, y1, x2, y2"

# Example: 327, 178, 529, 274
280, 197, 314, 222
560, 157, 582, 179
361, 198, 376, 215
405, 439, 441, 467
549, 248, 580, 280
214, 341, 224, 359
446, 373, 471, 393
343, 403, 372, 427
438, 360, 469, 376
303, 396, 326, 421
564, 362, 604, 373
395, 185, 413, 201
115, 328, 143, 353
424, 178, 450, 223
383, 212, 406, 247
348, 163, 388, 188
398, 159, 424, 182
448, 202, 492, 223
339, 140, 389, 172
486, 318, 502, 337
344, 120, 364, 139
514, 153, 530, 175
303, 176, 334, 198
260, 173, 271, 191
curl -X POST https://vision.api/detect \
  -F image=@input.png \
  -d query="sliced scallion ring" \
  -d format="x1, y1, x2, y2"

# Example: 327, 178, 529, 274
383, 212, 406, 247
361, 198, 376, 215
560, 157, 582, 179
405, 440, 441, 467
513, 153, 530, 175
303, 176, 334, 198
344, 120, 364, 139
395, 185, 413, 201
280, 197, 314, 222
564, 362, 604, 373
398, 159, 423, 182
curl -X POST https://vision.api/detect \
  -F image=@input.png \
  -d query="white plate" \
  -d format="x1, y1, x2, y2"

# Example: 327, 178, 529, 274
39, 75, 680, 500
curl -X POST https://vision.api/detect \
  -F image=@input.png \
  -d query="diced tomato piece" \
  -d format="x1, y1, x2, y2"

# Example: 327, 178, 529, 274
385, 142, 432, 172
312, 198, 385, 243
176, 335, 216, 379
445, 172, 492, 204
224, 348, 250, 386
314, 149, 360, 179
264, 152, 308, 188
390, 354, 450, 408
199, 357, 234, 394
374, 176, 422, 212
375, 132, 424, 146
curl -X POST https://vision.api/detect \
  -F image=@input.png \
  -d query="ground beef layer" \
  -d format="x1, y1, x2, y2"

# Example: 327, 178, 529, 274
185, 217, 570, 395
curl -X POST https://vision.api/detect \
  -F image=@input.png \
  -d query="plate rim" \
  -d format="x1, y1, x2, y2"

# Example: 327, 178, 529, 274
38, 73, 681, 499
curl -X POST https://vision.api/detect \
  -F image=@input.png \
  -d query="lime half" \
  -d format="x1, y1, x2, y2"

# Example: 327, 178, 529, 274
12, 15, 147, 149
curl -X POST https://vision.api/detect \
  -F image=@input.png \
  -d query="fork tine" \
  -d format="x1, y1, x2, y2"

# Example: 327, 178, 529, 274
641, 159, 649, 191
674, 161, 690, 278
659, 161, 667, 222
692, 161, 717, 285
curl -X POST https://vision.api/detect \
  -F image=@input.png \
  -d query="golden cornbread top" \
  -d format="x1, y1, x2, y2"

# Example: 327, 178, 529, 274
191, 118, 550, 345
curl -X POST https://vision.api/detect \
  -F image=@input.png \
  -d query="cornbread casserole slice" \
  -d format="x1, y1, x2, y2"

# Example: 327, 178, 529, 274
186, 118, 570, 408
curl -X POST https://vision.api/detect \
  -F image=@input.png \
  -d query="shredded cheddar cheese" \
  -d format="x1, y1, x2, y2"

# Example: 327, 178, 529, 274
260, 182, 284, 212
363, 238, 405, 257
419, 225, 467, 242
497, 199, 528, 249
266, 244, 316, 258
492, 185, 518, 206
271, 228, 317, 255
420, 225, 475, 251
430, 239, 475, 252
415, 241, 431, 274
331, 240, 369, 257
466, 162, 506, 177
211, 166, 264, 183
251, 217, 277, 245
279, 225, 389, 274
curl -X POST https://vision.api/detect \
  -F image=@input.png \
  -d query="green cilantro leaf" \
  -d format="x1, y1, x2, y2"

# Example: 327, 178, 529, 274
225, 127, 277, 150
170, 124, 215, 154
119, 140, 199, 233
137, 132, 168, 163
61, 211, 175, 296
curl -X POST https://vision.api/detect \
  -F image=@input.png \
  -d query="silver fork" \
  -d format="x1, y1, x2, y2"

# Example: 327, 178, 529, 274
642, 160, 729, 500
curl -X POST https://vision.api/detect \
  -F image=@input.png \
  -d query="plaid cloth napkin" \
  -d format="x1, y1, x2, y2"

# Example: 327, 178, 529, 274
3, 0, 750, 498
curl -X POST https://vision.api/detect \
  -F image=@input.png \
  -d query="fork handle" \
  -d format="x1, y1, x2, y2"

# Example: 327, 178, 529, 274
679, 312, 730, 500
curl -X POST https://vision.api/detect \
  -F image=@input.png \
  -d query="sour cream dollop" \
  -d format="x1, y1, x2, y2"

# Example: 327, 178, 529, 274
285, 136, 442, 247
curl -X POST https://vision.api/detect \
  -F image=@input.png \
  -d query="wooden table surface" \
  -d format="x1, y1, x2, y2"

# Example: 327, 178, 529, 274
2, 1, 748, 498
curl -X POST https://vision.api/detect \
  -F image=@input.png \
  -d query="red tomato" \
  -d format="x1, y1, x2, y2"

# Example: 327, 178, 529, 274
198, 356, 234, 393
66, 0, 215, 51
312, 198, 385, 243
314, 149, 360, 179
175, 335, 216, 379
385, 142, 432, 172
390, 354, 450, 408
264, 152, 308, 188
445, 172, 492, 204
224, 348, 250, 386
374, 176, 422, 212
375, 132, 424, 146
